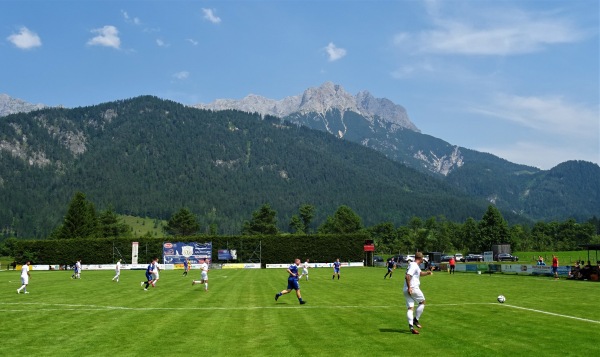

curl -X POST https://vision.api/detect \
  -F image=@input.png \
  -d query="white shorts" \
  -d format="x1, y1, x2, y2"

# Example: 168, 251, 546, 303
201, 271, 208, 281
302, 269, 308, 275
152, 271, 159, 279
21, 276, 29, 285
403, 287, 425, 308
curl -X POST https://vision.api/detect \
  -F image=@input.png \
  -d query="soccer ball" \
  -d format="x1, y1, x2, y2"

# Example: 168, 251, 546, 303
497, 295, 506, 303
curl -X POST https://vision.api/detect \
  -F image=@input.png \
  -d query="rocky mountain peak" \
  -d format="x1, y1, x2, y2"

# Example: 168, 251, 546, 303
195, 82, 420, 132
0, 94, 47, 117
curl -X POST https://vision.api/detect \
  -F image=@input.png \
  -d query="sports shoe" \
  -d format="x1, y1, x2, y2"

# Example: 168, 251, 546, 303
192, 281, 196, 286
144, 288, 148, 291
17, 289, 20, 294
411, 328, 420, 335
299, 301, 306, 305
275, 294, 279, 301
24, 291, 29, 294
140, 281, 144, 287
413, 319, 422, 328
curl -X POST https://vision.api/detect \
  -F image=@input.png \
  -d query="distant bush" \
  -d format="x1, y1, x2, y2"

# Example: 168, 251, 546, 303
13, 234, 367, 266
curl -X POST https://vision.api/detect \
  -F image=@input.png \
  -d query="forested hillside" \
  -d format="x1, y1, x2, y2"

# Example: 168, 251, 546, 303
0, 96, 504, 238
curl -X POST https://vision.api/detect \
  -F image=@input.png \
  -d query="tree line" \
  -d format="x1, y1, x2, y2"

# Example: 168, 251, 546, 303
2, 191, 597, 258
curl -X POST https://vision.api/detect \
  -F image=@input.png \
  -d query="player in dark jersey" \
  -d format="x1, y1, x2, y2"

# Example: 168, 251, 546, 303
275, 258, 306, 305
182, 258, 189, 277
332, 258, 341, 280
384, 258, 396, 279
141, 258, 157, 291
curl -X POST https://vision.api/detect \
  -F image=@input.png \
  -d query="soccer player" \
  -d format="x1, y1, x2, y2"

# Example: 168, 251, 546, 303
298, 258, 310, 281
71, 259, 82, 279
332, 258, 341, 280
182, 258, 190, 277
384, 258, 396, 279
275, 258, 306, 304
141, 258, 157, 291
17, 261, 31, 294
403, 252, 433, 335
552, 255, 559, 280
112, 259, 122, 282
192, 259, 209, 291
151, 260, 161, 287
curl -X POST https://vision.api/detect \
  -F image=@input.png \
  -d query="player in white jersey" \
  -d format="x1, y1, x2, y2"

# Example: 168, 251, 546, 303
403, 252, 433, 335
151, 261, 160, 287
298, 259, 310, 281
17, 261, 31, 294
192, 260, 209, 291
112, 259, 122, 282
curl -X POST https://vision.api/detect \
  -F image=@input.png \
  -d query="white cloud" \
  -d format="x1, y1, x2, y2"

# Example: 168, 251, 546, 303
417, 19, 582, 55
186, 38, 199, 46
7, 27, 42, 49
471, 94, 599, 169
324, 42, 347, 62
122, 10, 141, 25
87, 26, 121, 49
173, 71, 190, 80
202, 8, 221, 24
471, 94, 599, 139
398, 4, 584, 56
477, 141, 598, 170
156, 38, 169, 47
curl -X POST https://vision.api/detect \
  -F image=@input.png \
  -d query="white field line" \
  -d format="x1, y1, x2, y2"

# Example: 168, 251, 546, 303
502, 304, 600, 324
2, 302, 599, 325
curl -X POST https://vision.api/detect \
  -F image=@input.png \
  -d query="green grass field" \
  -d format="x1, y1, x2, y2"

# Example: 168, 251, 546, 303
1, 267, 598, 356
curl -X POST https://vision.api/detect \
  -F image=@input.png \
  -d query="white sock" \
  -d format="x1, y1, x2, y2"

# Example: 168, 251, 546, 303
407, 309, 414, 326
415, 303, 425, 320
204, 283, 208, 290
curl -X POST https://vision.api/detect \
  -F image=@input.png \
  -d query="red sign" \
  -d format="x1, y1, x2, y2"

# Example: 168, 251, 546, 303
363, 244, 375, 252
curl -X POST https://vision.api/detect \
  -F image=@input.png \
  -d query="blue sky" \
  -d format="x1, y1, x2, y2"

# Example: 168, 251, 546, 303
1, 0, 598, 170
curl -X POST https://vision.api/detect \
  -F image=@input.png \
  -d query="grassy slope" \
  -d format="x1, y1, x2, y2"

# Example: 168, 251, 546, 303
120, 215, 167, 238
1, 267, 598, 356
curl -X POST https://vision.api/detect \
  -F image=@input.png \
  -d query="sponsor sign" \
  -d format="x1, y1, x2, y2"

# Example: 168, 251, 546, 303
163, 242, 212, 265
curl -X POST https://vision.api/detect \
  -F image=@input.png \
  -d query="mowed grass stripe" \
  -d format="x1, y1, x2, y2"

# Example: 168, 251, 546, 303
1, 267, 598, 356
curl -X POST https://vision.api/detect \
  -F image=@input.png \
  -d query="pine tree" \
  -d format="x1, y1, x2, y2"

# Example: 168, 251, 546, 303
242, 203, 278, 235
165, 208, 200, 236
55, 192, 98, 239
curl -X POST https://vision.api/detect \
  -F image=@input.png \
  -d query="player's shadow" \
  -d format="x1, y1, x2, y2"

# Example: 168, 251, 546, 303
379, 328, 407, 334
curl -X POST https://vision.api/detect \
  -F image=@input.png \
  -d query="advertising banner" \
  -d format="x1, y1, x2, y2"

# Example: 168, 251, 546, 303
163, 242, 212, 265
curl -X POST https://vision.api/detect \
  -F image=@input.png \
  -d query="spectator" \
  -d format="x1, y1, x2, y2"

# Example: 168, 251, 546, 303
449, 257, 456, 274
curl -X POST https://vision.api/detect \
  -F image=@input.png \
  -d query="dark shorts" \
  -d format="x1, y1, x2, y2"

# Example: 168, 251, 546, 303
287, 278, 300, 290
552, 266, 558, 274
334, 268, 340, 273
146, 272, 153, 281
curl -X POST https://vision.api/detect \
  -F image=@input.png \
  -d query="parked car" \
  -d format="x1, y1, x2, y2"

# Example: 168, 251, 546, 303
454, 253, 464, 262
389, 255, 407, 264
465, 254, 484, 262
373, 255, 384, 263
440, 255, 454, 262
496, 253, 519, 262
406, 254, 429, 263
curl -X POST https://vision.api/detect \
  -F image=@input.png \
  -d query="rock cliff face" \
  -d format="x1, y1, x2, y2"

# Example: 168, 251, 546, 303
0, 94, 46, 117
196, 82, 419, 132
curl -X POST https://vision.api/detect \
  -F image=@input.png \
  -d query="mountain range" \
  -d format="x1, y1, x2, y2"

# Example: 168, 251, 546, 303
195, 82, 599, 221
0, 86, 598, 238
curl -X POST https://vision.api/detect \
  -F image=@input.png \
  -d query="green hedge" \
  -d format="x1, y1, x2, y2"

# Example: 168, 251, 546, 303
13, 234, 367, 266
